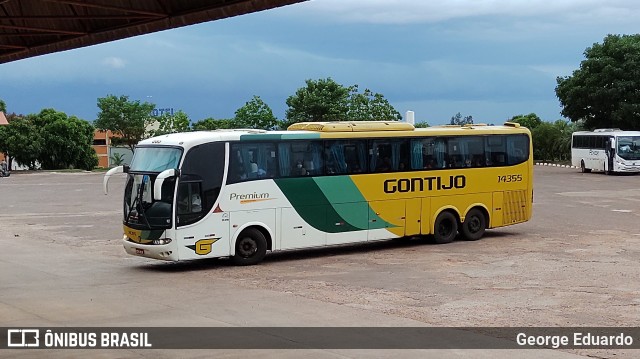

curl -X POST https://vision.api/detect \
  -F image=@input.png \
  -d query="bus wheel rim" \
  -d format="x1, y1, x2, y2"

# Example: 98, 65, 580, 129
238, 238, 257, 257
468, 217, 481, 233
438, 222, 452, 236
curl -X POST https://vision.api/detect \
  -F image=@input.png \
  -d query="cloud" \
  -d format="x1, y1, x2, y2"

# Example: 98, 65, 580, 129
102, 56, 126, 69
294, 0, 640, 25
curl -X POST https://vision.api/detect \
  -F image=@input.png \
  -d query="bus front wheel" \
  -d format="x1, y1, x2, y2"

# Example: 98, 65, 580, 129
433, 211, 458, 244
580, 160, 591, 173
605, 165, 613, 175
461, 208, 486, 241
232, 228, 267, 266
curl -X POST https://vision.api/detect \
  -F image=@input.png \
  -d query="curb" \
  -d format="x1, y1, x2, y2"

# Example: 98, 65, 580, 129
535, 162, 578, 169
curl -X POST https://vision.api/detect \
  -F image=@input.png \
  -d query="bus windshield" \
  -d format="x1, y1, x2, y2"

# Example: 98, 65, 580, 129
123, 147, 181, 229
123, 173, 175, 229
130, 147, 182, 172
617, 136, 640, 160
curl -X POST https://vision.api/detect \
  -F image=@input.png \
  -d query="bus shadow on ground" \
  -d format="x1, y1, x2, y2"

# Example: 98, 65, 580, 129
133, 230, 519, 273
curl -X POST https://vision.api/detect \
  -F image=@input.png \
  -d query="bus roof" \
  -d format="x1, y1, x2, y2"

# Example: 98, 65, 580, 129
287, 121, 415, 132
573, 130, 640, 137
137, 122, 531, 149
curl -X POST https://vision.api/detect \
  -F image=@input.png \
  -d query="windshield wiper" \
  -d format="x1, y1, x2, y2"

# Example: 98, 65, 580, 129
125, 194, 140, 226
125, 180, 153, 229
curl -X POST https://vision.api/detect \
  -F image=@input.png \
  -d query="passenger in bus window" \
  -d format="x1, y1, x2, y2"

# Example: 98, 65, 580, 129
377, 157, 392, 172
178, 185, 201, 214
472, 156, 484, 167
424, 158, 436, 169
191, 193, 202, 213
233, 165, 247, 181
492, 153, 506, 165
326, 159, 336, 174
448, 155, 460, 168
294, 160, 307, 176
350, 163, 363, 173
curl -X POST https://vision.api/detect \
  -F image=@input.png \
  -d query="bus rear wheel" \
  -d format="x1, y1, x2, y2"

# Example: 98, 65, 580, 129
433, 211, 457, 244
232, 228, 267, 266
461, 208, 486, 241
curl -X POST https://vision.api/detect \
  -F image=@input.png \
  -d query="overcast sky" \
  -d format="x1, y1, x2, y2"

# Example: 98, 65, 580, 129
1, 0, 640, 125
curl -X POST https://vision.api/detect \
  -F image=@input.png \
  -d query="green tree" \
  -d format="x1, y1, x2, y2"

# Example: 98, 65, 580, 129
234, 96, 278, 129
0, 117, 41, 169
553, 121, 572, 161
450, 112, 473, 125
556, 34, 640, 130
531, 122, 558, 161
151, 110, 191, 136
32, 109, 98, 170
414, 122, 430, 128
284, 78, 403, 129
283, 78, 350, 128
510, 113, 543, 130
0, 99, 6, 113
94, 95, 155, 152
191, 117, 236, 130
531, 120, 578, 162
0, 113, 21, 168
346, 85, 402, 121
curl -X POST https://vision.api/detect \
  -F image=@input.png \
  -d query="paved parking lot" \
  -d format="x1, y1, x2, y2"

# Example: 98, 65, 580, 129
0, 166, 639, 358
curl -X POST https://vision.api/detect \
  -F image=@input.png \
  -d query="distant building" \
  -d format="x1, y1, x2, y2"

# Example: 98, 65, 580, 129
92, 130, 133, 168
92, 130, 112, 168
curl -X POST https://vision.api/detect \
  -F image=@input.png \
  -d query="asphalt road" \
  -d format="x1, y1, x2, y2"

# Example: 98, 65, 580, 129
0, 166, 638, 358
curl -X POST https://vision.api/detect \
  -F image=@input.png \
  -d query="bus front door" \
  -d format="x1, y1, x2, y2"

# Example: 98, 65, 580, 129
606, 138, 615, 174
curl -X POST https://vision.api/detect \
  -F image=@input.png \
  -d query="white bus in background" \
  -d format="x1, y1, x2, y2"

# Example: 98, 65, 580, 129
571, 129, 640, 174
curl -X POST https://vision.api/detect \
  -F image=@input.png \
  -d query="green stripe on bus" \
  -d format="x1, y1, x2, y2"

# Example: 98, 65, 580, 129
275, 176, 392, 232
275, 177, 360, 233
313, 176, 390, 230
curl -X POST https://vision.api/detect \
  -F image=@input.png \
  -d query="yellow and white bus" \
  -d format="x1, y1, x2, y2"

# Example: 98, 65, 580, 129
104, 121, 533, 265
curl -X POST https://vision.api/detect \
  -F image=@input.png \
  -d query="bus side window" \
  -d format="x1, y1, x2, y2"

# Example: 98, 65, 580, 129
486, 136, 507, 167
368, 139, 408, 173
506, 134, 529, 165
177, 181, 203, 225
229, 146, 249, 183
304, 142, 323, 176
326, 140, 365, 175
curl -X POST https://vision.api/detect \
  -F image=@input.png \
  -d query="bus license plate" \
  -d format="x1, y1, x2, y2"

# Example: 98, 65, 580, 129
136, 248, 144, 255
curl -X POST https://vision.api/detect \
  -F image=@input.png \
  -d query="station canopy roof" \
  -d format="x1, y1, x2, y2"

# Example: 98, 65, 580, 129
0, 0, 306, 64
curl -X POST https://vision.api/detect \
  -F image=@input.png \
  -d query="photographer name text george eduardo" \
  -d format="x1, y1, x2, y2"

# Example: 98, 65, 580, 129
517, 332, 633, 349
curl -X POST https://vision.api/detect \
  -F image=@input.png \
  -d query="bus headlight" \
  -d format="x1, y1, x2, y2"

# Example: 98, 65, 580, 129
152, 238, 172, 245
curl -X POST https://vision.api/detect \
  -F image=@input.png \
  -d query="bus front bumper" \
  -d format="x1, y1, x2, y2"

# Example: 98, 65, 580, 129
615, 161, 640, 172
122, 236, 179, 261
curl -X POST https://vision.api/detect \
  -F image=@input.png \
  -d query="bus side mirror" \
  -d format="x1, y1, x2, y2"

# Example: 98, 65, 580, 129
103, 165, 125, 195
154, 169, 179, 201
